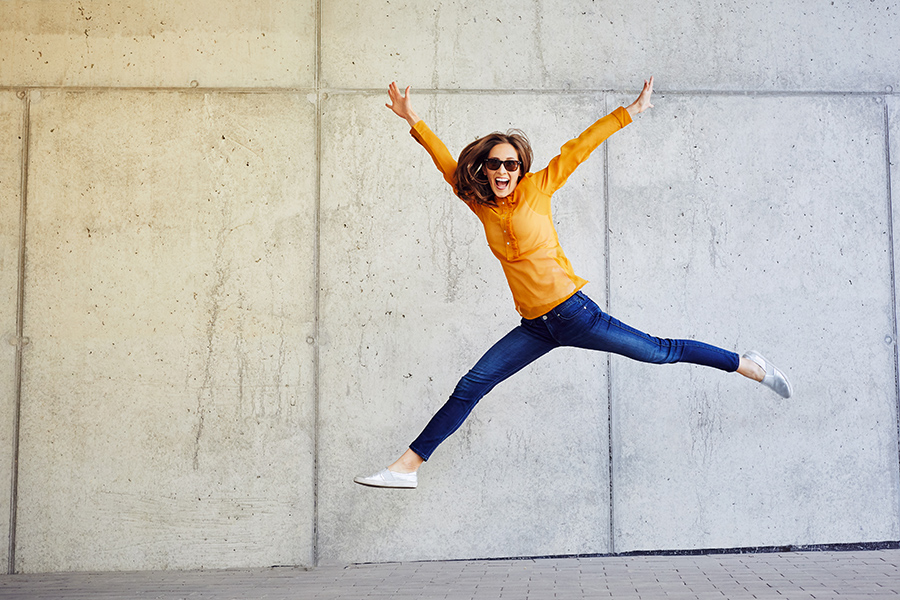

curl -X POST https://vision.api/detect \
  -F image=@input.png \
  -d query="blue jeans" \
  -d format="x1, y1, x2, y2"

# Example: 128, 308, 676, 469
409, 291, 739, 460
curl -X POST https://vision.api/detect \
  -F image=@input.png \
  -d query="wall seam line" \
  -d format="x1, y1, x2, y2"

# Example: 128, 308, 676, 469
885, 97, 900, 531
8, 90, 31, 575
312, 0, 323, 569
0, 86, 893, 97
602, 92, 616, 555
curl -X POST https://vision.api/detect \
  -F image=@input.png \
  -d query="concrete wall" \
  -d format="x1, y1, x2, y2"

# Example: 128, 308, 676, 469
1, 0, 898, 573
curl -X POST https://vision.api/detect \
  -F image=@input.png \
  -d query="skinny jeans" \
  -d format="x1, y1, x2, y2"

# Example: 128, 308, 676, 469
409, 291, 739, 460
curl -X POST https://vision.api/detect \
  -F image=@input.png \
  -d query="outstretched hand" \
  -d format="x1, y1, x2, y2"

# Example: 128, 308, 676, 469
626, 76, 654, 117
386, 82, 420, 128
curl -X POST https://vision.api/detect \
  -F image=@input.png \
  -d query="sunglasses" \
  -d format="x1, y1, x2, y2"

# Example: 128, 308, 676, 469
483, 158, 521, 172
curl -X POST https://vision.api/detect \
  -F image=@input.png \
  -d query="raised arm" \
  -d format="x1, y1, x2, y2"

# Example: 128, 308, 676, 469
386, 82, 421, 128
388, 82, 459, 191
532, 77, 653, 194
625, 76, 654, 117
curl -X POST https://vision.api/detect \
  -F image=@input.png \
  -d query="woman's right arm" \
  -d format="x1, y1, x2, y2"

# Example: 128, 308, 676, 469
386, 82, 420, 128
387, 82, 459, 190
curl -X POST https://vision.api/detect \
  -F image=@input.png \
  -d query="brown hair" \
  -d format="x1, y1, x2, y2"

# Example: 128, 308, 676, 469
455, 130, 533, 206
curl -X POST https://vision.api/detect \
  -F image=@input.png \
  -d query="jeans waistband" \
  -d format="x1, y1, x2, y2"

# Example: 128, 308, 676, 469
531, 291, 588, 322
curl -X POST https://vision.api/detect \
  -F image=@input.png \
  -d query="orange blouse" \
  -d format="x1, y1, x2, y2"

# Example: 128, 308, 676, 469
410, 107, 632, 319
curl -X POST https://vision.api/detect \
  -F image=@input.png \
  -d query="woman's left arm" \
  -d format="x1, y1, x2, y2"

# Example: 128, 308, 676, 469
626, 76, 654, 117
534, 77, 654, 194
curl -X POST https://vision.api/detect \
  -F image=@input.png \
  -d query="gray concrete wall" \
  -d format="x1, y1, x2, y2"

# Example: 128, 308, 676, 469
1, 0, 898, 573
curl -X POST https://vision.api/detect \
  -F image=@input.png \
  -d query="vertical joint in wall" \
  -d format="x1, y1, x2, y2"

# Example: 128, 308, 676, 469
884, 97, 900, 527
602, 91, 616, 555
312, 0, 322, 569
8, 90, 31, 575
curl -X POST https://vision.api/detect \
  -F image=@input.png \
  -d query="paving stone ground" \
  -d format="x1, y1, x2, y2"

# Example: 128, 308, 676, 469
0, 549, 898, 599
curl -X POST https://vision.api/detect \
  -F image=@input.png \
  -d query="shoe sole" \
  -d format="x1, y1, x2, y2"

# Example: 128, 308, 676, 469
353, 478, 416, 489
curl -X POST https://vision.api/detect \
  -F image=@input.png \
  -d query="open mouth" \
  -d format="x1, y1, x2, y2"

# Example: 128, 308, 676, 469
494, 177, 510, 192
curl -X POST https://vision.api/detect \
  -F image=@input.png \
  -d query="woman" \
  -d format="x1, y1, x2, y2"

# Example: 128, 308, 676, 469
355, 78, 791, 489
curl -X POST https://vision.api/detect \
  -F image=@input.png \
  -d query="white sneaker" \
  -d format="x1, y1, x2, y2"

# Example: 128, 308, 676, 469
354, 468, 418, 489
743, 351, 793, 398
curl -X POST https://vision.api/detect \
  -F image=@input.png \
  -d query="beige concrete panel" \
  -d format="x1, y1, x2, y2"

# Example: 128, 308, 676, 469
0, 1, 315, 89
0, 92, 25, 571
16, 91, 317, 572
321, 0, 899, 92
608, 95, 900, 551
317, 91, 620, 564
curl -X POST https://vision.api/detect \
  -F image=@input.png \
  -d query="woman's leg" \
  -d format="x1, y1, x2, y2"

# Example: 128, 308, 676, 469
546, 292, 740, 371
355, 320, 558, 486
546, 292, 791, 396
405, 320, 559, 464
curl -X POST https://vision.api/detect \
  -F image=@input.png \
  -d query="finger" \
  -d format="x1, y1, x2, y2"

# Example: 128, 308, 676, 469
404, 85, 411, 99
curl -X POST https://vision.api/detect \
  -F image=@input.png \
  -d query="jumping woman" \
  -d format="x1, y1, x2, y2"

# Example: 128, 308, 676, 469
355, 77, 792, 489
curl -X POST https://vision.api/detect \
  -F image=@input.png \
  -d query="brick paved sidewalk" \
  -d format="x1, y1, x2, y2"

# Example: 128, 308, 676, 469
0, 549, 898, 599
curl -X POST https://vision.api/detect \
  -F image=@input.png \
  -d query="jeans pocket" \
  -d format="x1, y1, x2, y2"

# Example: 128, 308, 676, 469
555, 293, 590, 321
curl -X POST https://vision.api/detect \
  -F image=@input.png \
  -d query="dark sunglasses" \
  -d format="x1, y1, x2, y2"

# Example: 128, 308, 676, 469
483, 158, 521, 172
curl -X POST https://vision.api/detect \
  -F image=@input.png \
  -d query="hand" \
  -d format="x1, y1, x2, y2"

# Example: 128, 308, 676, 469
386, 82, 420, 128
626, 76, 654, 117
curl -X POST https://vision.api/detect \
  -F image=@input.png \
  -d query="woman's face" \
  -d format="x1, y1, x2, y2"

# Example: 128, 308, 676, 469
485, 143, 521, 199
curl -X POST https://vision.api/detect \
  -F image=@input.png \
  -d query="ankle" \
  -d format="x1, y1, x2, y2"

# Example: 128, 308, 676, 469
388, 462, 417, 474
738, 357, 765, 382
389, 450, 424, 474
